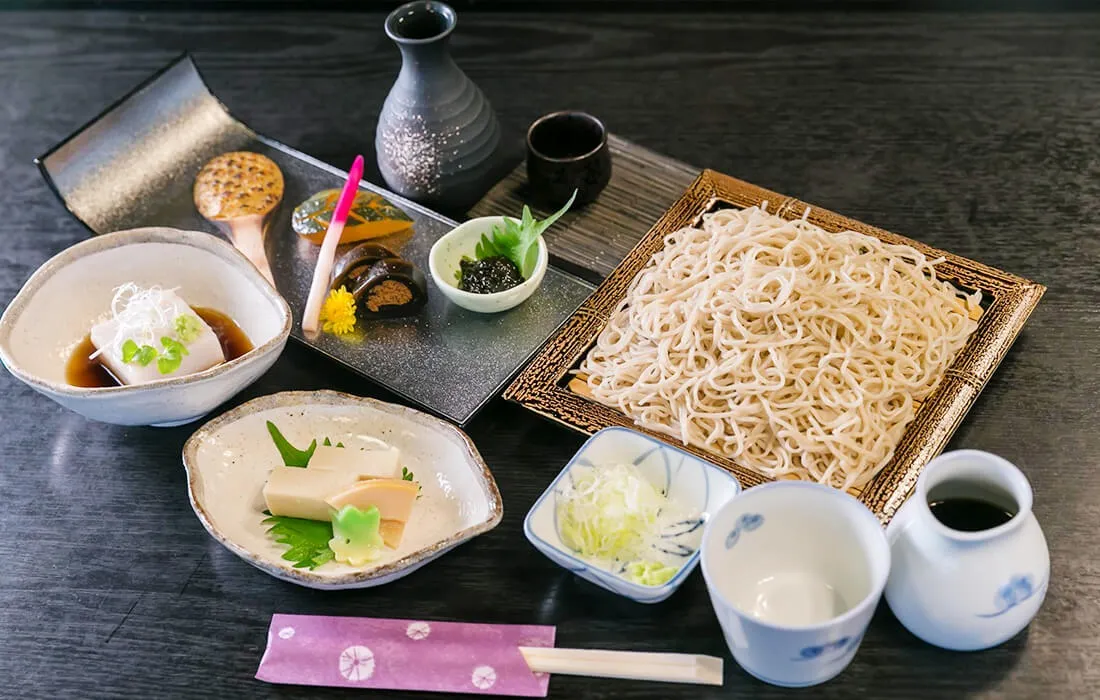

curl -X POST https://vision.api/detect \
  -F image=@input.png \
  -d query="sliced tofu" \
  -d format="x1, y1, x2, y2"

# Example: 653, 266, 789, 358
90, 290, 224, 385
263, 466, 361, 521
325, 478, 419, 523
379, 519, 406, 549
310, 444, 400, 479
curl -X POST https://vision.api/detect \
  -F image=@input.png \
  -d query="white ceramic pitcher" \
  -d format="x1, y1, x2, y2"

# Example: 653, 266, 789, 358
884, 450, 1049, 651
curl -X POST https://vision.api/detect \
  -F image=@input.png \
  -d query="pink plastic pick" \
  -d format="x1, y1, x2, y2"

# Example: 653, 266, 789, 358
256, 614, 555, 696
301, 155, 364, 336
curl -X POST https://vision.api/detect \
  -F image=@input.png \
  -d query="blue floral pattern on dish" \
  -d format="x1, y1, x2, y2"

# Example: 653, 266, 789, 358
977, 574, 1046, 618
792, 633, 863, 661
724, 513, 764, 549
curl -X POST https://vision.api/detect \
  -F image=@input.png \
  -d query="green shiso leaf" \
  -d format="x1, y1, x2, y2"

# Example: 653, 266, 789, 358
266, 420, 317, 467
261, 510, 335, 570
477, 190, 576, 278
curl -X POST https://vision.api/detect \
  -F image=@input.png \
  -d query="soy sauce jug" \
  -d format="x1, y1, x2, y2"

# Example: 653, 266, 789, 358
884, 450, 1050, 651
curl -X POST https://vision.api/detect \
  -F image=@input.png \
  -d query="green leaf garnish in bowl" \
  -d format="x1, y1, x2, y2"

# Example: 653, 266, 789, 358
429, 190, 577, 312
468, 189, 576, 284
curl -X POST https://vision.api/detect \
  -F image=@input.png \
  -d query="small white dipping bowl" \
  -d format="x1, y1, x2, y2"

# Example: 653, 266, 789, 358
0, 227, 291, 427
183, 390, 504, 589
428, 216, 548, 313
524, 427, 742, 603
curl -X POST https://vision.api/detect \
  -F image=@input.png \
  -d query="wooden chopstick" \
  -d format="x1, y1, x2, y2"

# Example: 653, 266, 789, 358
518, 647, 723, 686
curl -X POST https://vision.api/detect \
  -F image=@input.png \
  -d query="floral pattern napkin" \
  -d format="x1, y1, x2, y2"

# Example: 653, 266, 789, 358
256, 614, 555, 696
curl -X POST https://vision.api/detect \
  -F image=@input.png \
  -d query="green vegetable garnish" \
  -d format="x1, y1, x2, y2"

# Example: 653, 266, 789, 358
322, 437, 345, 448
121, 339, 139, 363
161, 336, 188, 356
156, 336, 189, 374
266, 421, 317, 467
121, 336, 189, 374
476, 190, 576, 278
401, 466, 422, 497
329, 504, 383, 566
137, 346, 157, 366
121, 339, 157, 367
262, 510, 335, 569
625, 560, 678, 587
120, 314, 202, 375
174, 314, 202, 343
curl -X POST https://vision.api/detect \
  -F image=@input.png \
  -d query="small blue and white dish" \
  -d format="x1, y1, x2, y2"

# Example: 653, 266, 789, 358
523, 427, 741, 603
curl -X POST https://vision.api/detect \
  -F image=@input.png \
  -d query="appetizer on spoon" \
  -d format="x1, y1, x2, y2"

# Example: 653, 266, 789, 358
194, 151, 284, 285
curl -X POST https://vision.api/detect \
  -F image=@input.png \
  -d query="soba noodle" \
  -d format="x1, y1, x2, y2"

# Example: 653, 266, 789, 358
581, 205, 979, 490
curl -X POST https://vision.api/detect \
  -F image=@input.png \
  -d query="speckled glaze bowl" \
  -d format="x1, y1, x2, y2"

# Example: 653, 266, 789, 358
182, 390, 504, 589
0, 227, 291, 427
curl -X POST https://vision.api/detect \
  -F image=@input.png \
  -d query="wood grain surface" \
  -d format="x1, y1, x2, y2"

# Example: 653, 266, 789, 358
2, 8, 1099, 699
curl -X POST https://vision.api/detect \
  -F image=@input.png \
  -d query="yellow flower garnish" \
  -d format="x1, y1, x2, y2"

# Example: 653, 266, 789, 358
319, 286, 357, 335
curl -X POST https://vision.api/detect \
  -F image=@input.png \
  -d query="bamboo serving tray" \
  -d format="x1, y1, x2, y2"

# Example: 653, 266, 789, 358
495, 166, 1045, 524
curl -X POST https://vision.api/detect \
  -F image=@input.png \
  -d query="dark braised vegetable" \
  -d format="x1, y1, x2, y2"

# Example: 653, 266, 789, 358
349, 258, 429, 318
330, 242, 399, 292
458, 255, 525, 294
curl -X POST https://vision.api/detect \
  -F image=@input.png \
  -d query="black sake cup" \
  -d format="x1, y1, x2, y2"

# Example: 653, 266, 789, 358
526, 111, 612, 209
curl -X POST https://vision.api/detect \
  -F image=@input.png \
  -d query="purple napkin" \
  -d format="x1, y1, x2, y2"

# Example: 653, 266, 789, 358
257, 614, 555, 696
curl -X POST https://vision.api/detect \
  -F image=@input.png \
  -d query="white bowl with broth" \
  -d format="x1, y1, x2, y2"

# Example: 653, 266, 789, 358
0, 227, 290, 427
182, 390, 504, 589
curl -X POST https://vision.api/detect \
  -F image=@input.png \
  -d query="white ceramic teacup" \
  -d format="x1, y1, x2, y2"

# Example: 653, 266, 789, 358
700, 482, 890, 687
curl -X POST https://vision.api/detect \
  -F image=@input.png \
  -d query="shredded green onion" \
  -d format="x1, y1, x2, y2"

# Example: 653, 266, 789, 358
556, 462, 695, 586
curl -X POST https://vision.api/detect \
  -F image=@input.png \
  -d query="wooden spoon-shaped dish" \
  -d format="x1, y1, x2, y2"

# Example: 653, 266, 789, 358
193, 151, 284, 285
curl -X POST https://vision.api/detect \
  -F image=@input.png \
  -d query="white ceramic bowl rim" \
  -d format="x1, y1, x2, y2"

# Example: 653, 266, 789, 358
0, 227, 292, 397
428, 216, 548, 301
700, 480, 891, 632
524, 425, 739, 595
182, 389, 505, 587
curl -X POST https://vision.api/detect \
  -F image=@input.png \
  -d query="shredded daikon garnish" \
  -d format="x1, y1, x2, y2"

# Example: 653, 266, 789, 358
555, 462, 701, 586
88, 283, 186, 360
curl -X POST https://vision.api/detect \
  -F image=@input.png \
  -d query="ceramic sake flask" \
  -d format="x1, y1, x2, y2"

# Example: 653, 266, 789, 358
376, 0, 501, 211
885, 450, 1049, 651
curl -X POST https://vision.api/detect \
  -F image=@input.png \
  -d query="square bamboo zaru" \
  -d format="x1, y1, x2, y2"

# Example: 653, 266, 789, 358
504, 169, 1046, 524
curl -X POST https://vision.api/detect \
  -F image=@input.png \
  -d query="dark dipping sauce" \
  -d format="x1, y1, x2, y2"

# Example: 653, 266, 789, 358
65, 307, 253, 388
929, 498, 1015, 532
458, 255, 525, 294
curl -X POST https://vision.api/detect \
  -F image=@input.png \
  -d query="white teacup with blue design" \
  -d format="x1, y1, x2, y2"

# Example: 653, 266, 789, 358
700, 482, 890, 687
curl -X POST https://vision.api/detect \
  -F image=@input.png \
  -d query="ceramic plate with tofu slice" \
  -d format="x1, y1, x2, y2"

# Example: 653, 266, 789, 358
182, 390, 503, 589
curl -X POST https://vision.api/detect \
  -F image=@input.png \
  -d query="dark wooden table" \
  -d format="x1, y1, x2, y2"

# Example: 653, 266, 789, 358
3, 8, 1099, 699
